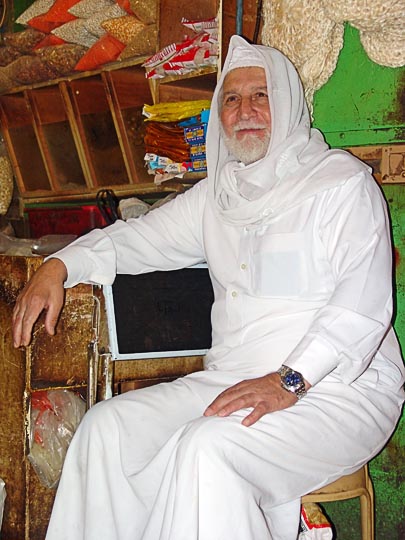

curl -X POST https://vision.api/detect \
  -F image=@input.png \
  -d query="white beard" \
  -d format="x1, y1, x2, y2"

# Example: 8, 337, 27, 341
221, 123, 270, 165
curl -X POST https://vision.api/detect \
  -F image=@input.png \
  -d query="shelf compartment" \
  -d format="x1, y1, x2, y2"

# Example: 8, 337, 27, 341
65, 75, 130, 188
153, 68, 217, 103
25, 86, 87, 192
0, 0, 221, 202
0, 91, 51, 194
103, 65, 153, 185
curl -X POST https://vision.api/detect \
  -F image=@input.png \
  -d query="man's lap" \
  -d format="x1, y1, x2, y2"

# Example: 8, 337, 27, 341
77, 368, 399, 499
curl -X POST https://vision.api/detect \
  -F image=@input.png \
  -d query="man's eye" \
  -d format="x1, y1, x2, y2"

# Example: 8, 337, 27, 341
224, 95, 240, 106
254, 92, 268, 100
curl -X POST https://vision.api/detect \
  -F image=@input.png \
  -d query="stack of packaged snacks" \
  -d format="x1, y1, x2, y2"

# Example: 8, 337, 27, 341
180, 109, 210, 172
142, 17, 218, 79
142, 100, 211, 183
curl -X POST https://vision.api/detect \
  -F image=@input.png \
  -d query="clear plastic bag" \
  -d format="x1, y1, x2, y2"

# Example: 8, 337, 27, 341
28, 389, 86, 489
118, 196, 150, 220
0, 232, 76, 256
31, 233, 77, 255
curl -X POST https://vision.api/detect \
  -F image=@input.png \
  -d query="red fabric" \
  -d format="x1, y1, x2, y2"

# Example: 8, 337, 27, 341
33, 34, 66, 49
74, 34, 125, 71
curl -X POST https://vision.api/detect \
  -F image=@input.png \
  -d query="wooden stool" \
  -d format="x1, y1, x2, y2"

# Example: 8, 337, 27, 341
302, 464, 374, 540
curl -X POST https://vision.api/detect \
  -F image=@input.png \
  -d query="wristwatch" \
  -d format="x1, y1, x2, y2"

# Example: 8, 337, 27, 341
277, 365, 307, 400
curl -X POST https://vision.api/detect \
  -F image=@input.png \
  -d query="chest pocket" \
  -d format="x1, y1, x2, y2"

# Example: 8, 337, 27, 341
252, 232, 309, 297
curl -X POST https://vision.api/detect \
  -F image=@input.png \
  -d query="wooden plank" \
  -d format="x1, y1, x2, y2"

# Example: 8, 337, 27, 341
0, 256, 30, 540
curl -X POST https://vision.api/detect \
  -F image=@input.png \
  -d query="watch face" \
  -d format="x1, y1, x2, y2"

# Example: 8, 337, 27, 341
285, 371, 302, 387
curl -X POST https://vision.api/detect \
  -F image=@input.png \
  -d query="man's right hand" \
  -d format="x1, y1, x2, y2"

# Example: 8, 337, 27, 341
12, 258, 68, 348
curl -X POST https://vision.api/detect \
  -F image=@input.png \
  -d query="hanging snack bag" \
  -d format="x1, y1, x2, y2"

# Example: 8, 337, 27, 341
299, 503, 333, 540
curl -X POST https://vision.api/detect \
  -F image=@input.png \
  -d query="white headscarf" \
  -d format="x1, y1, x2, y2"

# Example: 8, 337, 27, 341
207, 35, 369, 227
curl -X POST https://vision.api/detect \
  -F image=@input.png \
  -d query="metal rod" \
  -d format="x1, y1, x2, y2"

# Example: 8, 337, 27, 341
236, 0, 244, 35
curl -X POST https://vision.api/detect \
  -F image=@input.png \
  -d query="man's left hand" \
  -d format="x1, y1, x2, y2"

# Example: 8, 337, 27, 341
204, 373, 300, 427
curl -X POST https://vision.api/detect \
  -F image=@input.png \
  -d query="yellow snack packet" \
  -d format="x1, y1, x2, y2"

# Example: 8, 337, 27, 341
142, 100, 211, 122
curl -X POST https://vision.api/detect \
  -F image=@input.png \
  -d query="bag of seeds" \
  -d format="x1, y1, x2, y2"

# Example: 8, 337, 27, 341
5, 54, 59, 85
68, 0, 113, 18
16, 0, 55, 26
101, 15, 145, 45
75, 33, 125, 70
52, 19, 98, 48
127, 0, 157, 24
3, 28, 46, 53
0, 46, 22, 67
119, 23, 157, 59
36, 43, 87, 75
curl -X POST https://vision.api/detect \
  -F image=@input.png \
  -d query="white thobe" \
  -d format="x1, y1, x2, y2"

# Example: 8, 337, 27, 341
46, 173, 405, 540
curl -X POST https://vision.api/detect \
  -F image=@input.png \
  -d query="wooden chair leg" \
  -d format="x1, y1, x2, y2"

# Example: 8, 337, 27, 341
360, 489, 374, 540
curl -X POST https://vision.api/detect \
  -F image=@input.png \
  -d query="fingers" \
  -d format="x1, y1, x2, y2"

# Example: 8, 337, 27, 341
11, 304, 23, 348
241, 403, 268, 427
206, 393, 255, 418
44, 298, 64, 336
204, 383, 245, 417
13, 293, 62, 347
205, 391, 273, 427
204, 374, 298, 426
13, 292, 47, 347
12, 259, 67, 348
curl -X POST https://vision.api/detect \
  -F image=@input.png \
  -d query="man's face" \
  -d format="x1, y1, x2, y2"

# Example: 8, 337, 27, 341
220, 67, 271, 165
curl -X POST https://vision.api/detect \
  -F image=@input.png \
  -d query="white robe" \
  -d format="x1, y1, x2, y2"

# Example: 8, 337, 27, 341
46, 36, 404, 540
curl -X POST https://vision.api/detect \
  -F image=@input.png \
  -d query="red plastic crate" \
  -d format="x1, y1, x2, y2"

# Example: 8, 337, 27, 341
27, 205, 107, 237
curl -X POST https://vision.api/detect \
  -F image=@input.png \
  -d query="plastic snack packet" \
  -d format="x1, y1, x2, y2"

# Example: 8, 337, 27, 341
181, 17, 218, 35
143, 99, 211, 123
299, 503, 333, 540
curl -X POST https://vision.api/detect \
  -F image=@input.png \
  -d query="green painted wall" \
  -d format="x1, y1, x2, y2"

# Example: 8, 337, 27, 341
312, 24, 405, 540
313, 24, 405, 147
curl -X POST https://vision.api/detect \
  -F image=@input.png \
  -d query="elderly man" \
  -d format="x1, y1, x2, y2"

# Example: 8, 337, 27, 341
13, 35, 404, 540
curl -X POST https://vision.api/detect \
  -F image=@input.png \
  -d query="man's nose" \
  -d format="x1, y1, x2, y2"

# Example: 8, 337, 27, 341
239, 96, 256, 118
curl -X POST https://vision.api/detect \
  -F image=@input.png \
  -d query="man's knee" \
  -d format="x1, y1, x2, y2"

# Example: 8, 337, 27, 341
177, 415, 241, 461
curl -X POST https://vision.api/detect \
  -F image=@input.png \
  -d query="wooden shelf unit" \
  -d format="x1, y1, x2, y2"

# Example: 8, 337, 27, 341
0, 0, 220, 204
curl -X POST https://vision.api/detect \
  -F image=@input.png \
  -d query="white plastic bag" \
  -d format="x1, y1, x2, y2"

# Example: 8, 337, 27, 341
28, 389, 86, 489
0, 478, 6, 532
